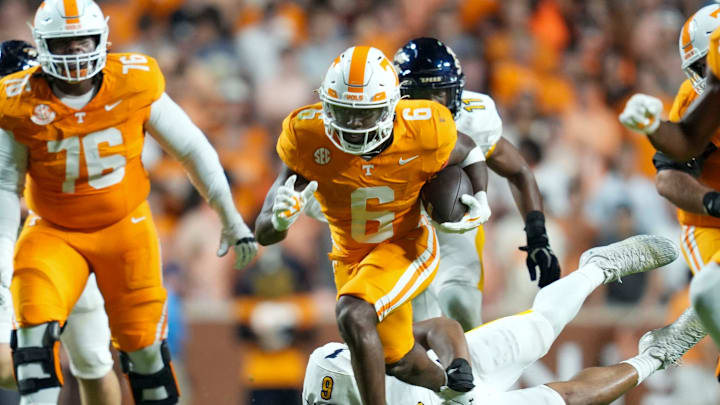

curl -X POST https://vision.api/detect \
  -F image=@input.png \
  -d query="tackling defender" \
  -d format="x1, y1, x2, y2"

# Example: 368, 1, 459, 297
303, 235, 705, 405
394, 38, 560, 330
0, 1, 257, 404
255, 45, 491, 405
619, 9, 720, 366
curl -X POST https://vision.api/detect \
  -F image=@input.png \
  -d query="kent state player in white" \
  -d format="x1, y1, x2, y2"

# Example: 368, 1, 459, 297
393, 38, 560, 330
303, 235, 707, 405
0, 39, 120, 405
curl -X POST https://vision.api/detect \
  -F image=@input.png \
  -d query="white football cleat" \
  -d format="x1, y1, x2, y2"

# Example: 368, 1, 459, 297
579, 235, 679, 284
638, 308, 707, 369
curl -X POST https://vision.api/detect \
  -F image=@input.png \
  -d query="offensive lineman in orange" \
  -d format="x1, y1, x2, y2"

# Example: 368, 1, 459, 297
0, 0, 258, 404
255, 46, 492, 405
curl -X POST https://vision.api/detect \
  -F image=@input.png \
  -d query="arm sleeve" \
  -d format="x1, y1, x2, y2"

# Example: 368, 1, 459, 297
0, 129, 26, 287
146, 93, 240, 226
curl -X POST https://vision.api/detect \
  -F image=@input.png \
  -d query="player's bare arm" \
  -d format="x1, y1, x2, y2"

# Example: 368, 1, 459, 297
446, 132, 488, 193
653, 148, 720, 216
656, 169, 712, 213
486, 138, 542, 216
412, 317, 471, 368
255, 164, 315, 246
436, 132, 492, 233
621, 25, 720, 161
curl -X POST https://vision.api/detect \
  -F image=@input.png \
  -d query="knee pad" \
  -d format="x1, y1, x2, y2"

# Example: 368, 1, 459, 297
10, 322, 64, 395
120, 340, 180, 405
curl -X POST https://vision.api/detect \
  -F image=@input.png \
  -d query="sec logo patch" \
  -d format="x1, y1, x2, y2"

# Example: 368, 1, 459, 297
30, 104, 55, 126
314, 147, 331, 165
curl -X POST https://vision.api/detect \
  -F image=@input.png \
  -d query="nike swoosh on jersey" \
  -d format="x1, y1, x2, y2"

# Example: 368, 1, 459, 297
130, 216, 146, 224
104, 100, 123, 111
399, 155, 419, 165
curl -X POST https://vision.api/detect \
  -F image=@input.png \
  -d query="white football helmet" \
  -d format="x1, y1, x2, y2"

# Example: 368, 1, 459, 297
318, 46, 401, 155
679, 3, 720, 94
32, 0, 109, 82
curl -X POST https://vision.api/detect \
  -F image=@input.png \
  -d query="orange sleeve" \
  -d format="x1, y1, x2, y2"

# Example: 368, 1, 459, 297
107, 53, 166, 110
431, 103, 457, 172
668, 79, 697, 123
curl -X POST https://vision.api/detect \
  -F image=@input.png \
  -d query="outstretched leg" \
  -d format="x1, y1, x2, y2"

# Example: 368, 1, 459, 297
534, 234, 679, 338
546, 307, 706, 405
466, 235, 679, 390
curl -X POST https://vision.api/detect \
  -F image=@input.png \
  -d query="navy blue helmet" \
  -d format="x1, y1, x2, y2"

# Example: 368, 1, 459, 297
0, 40, 38, 77
393, 37, 465, 117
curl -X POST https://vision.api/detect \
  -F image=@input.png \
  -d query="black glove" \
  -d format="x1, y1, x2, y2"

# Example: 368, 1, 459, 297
445, 358, 474, 392
519, 211, 561, 288
703, 191, 720, 217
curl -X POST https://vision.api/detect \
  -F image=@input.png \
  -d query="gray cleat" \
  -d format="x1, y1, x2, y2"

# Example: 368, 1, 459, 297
579, 235, 679, 284
638, 308, 707, 369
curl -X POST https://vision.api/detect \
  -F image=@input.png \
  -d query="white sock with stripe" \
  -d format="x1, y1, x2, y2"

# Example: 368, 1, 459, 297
622, 353, 662, 385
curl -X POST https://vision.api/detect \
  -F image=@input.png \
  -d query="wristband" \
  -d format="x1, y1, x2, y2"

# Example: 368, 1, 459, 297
703, 191, 720, 217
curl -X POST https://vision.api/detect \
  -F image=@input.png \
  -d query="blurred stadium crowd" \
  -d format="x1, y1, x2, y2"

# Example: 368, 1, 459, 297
2, 0, 720, 404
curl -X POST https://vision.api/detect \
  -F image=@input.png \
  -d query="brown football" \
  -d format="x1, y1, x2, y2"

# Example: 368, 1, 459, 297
421, 165, 473, 223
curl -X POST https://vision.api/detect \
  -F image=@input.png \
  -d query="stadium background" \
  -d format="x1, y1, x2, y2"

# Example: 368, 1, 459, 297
1, 0, 720, 403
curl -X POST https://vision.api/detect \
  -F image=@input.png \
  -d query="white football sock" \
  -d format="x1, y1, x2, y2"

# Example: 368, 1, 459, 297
622, 353, 662, 385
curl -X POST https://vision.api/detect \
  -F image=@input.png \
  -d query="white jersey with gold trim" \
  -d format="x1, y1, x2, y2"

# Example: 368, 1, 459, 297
455, 90, 502, 157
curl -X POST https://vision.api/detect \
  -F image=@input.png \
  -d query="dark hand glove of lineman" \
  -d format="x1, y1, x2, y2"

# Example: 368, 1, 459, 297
445, 358, 475, 392
519, 211, 561, 288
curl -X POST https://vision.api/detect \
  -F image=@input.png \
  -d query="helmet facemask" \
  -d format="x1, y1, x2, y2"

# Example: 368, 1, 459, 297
321, 99, 397, 155
683, 56, 707, 94
35, 32, 107, 82
400, 79, 463, 116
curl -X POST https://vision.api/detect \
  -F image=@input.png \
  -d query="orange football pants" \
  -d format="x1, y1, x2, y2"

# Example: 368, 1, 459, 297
681, 225, 720, 273
12, 201, 167, 352
333, 217, 439, 364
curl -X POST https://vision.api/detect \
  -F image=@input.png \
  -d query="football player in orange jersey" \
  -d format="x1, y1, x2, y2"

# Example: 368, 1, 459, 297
620, 6, 720, 376
0, 40, 120, 405
0, 1, 258, 404
255, 46, 492, 405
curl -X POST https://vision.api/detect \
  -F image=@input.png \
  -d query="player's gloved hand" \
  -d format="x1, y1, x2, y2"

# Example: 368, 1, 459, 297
445, 358, 474, 392
437, 191, 491, 233
438, 358, 475, 404
304, 195, 327, 223
519, 211, 560, 288
271, 175, 318, 232
217, 218, 258, 270
619, 94, 663, 135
